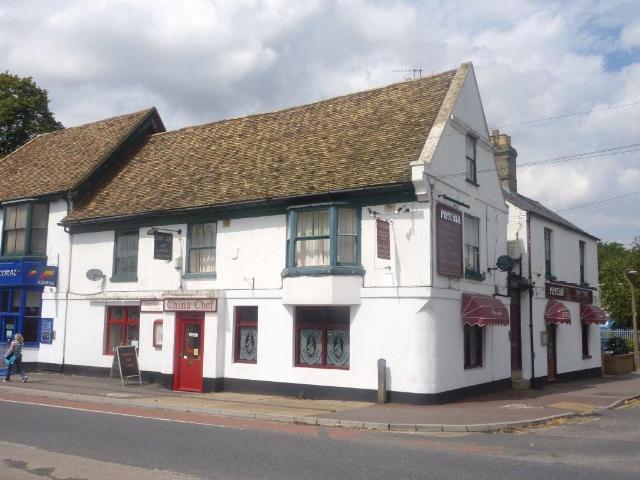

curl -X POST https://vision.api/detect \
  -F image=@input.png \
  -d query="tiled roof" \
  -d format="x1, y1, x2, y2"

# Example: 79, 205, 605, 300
0, 109, 155, 203
503, 189, 599, 240
65, 66, 459, 223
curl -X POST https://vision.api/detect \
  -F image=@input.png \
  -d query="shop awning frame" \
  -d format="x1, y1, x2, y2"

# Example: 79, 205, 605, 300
580, 303, 607, 325
461, 293, 510, 327
545, 299, 571, 324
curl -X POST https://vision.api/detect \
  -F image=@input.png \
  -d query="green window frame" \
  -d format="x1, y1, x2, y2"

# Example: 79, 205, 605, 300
544, 228, 553, 279
465, 135, 477, 185
112, 230, 139, 281
285, 205, 362, 276
464, 214, 481, 279
186, 222, 217, 275
1, 202, 49, 258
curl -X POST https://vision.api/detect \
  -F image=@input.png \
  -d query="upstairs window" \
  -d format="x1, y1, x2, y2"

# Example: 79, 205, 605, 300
464, 214, 480, 278
187, 223, 216, 274
286, 205, 360, 272
113, 230, 139, 280
544, 228, 553, 279
1, 202, 48, 257
579, 240, 586, 284
465, 135, 477, 184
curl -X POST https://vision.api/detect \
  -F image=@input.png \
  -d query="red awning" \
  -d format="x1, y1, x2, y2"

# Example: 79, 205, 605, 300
580, 304, 607, 324
545, 300, 571, 324
461, 293, 510, 327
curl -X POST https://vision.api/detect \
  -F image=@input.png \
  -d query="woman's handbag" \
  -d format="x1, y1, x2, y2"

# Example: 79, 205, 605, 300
4, 353, 15, 366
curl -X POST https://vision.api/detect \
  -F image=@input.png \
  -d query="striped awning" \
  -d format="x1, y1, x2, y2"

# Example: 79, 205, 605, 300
545, 300, 571, 324
461, 293, 510, 327
580, 304, 607, 324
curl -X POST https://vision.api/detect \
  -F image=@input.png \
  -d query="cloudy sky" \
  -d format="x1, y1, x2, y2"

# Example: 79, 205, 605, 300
1, 0, 639, 244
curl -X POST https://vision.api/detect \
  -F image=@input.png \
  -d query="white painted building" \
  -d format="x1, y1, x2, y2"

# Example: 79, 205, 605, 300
54, 63, 514, 403
493, 130, 604, 388
0, 109, 164, 371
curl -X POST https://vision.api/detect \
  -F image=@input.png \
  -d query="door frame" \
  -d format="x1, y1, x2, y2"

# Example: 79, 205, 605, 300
173, 312, 205, 392
546, 323, 557, 381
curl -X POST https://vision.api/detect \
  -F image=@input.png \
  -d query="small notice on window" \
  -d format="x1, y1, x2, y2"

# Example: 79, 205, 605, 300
376, 219, 391, 260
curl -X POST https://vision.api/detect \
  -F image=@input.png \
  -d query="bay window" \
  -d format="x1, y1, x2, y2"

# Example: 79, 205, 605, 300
2, 202, 48, 257
286, 205, 361, 274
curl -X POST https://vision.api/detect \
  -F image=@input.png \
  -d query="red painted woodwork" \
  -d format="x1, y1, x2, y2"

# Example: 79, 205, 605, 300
547, 323, 557, 381
173, 313, 204, 392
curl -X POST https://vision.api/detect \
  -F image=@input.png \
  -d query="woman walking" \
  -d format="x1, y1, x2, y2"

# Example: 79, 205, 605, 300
4, 333, 28, 382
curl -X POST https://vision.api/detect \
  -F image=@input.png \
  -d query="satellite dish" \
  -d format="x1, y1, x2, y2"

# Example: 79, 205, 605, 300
86, 268, 105, 281
496, 255, 515, 272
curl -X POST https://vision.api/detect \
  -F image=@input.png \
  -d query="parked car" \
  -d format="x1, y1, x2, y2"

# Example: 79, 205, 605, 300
601, 337, 630, 355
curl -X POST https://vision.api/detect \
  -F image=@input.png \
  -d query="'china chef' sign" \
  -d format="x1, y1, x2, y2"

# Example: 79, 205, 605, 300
163, 298, 218, 312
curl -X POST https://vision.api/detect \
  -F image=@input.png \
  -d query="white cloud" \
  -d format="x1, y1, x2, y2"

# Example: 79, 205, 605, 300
0, 0, 639, 243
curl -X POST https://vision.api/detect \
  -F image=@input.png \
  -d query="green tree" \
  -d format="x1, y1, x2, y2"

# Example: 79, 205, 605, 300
0, 72, 63, 157
598, 239, 640, 327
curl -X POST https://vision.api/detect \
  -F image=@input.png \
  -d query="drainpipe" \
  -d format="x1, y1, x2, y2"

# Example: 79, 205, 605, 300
61, 194, 74, 372
526, 211, 536, 387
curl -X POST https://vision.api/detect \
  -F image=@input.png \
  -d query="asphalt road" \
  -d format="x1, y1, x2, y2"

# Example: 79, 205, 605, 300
0, 397, 639, 480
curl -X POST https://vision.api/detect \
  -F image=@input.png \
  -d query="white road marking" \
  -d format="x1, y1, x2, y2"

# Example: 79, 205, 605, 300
0, 397, 241, 430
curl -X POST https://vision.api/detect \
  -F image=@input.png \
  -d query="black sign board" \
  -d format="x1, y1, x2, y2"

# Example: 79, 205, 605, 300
109, 345, 142, 387
376, 219, 391, 260
153, 232, 173, 261
545, 282, 593, 304
436, 202, 463, 278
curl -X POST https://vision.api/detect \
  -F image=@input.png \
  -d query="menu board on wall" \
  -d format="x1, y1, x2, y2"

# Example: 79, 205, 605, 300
376, 219, 391, 260
436, 202, 463, 278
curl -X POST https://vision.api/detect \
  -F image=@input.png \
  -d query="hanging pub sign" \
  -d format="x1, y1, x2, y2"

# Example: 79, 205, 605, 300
436, 202, 463, 278
545, 282, 593, 304
153, 232, 173, 261
376, 218, 391, 260
163, 298, 218, 312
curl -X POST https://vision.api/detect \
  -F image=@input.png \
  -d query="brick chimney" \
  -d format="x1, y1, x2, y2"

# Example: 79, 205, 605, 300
490, 129, 518, 192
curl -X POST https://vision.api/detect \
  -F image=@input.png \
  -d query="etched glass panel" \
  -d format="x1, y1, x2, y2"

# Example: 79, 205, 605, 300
326, 330, 349, 366
299, 329, 322, 365
239, 327, 258, 361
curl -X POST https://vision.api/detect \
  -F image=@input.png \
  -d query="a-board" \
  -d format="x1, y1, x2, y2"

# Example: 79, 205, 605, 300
109, 345, 142, 388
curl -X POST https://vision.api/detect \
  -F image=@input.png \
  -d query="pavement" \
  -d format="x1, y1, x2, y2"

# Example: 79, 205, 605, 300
1, 370, 639, 433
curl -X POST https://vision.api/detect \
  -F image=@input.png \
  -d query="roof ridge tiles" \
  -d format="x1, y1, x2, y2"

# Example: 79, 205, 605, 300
149, 69, 458, 139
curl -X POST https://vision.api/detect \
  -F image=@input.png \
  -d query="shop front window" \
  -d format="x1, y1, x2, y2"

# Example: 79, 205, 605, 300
104, 306, 140, 355
295, 306, 350, 369
234, 306, 258, 363
464, 324, 483, 369
0, 288, 42, 345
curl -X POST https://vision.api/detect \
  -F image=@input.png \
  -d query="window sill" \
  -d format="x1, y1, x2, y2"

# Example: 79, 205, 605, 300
295, 364, 349, 370
464, 270, 485, 281
0, 255, 47, 262
464, 364, 484, 370
234, 360, 257, 365
283, 266, 365, 277
110, 276, 138, 283
182, 272, 217, 280
465, 179, 479, 187
582, 355, 592, 360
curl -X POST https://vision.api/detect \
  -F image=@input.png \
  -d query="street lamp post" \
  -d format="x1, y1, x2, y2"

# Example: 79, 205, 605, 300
623, 270, 639, 372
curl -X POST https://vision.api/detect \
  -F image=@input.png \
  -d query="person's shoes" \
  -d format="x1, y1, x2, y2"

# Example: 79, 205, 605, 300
2, 379, 8, 382
22, 376, 28, 383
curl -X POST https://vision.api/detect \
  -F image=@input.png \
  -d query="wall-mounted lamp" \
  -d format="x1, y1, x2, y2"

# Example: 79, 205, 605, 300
146, 227, 182, 236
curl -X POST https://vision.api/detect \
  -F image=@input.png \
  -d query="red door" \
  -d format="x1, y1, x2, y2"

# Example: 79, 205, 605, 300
174, 313, 204, 392
546, 323, 557, 381
510, 304, 522, 372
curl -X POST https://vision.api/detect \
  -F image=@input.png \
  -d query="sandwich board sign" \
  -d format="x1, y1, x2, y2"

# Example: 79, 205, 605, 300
109, 345, 142, 388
